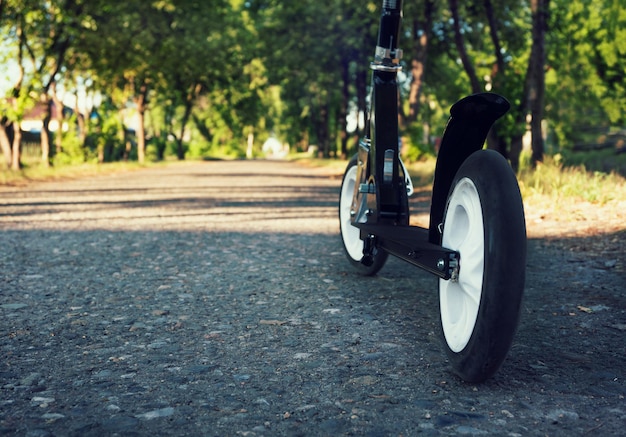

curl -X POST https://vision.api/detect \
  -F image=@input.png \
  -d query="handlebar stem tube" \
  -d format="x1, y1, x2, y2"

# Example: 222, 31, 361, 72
367, 0, 406, 223
375, 0, 404, 62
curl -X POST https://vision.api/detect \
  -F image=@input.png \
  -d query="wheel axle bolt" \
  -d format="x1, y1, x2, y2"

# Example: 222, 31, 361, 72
437, 259, 446, 271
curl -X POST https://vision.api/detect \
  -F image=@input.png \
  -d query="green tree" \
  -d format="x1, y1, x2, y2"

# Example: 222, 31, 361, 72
402, 0, 437, 126
80, 0, 171, 163
547, 0, 625, 148
252, 0, 353, 157
0, 0, 31, 170
150, 0, 229, 160
1, 0, 88, 168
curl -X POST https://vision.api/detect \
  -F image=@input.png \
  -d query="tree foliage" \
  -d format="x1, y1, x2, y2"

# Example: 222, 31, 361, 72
0, 0, 622, 169
547, 0, 626, 146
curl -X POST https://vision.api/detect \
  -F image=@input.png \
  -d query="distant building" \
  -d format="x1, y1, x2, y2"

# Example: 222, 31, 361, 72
19, 100, 74, 134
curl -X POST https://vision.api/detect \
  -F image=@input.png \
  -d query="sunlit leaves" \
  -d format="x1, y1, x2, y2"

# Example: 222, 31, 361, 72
1, 0, 623, 163
548, 0, 625, 145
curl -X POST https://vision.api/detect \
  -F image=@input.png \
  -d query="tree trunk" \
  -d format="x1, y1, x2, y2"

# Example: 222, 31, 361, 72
406, 0, 434, 125
315, 103, 330, 158
3, 18, 26, 170
246, 132, 254, 159
0, 122, 12, 169
356, 67, 368, 138
74, 92, 86, 149
449, 0, 482, 94
134, 82, 148, 164
483, 0, 509, 159
509, 134, 524, 172
175, 100, 190, 161
10, 122, 22, 171
529, 0, 549, 166
50, 81, 64, 155
483, 0, 505, 79
175, 83, 200, 161
339, 59, 350, 159
40, 97, 52, 168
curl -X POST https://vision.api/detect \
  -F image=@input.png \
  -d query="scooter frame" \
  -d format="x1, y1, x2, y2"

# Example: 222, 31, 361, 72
349, 0, 510, 280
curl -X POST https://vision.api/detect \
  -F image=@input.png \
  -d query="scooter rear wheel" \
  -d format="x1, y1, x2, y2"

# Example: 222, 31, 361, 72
339, 155, 388, 276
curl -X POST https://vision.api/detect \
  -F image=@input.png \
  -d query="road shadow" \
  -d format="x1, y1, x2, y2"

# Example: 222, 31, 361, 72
1, 226, 624, 435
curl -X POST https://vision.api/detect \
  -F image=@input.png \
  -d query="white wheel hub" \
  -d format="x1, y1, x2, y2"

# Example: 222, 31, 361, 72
439, 177, 484, 353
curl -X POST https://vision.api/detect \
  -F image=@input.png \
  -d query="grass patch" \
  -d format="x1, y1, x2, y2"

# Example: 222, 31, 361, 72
0, 160, 182, 186
560, 148, 626, 177
313, 151, 626, 210
405, 158, 437, 187
518, 154, 626, 206
289, 156, 350, 173
5, 153, 625, 212
406, 152, 626, 208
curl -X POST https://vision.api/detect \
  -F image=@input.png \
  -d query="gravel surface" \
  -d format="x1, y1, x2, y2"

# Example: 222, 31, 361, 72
1, 160, 624, 436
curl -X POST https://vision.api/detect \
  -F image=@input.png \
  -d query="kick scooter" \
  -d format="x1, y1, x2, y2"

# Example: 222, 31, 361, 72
339, 0, 526, 382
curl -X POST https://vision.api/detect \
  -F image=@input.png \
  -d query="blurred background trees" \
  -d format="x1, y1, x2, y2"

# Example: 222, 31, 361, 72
1, 0, 624, 170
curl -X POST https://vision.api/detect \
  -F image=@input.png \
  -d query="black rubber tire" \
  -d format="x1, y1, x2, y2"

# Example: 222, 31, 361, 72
339, 155, 388, 276
438, 150, 526, 382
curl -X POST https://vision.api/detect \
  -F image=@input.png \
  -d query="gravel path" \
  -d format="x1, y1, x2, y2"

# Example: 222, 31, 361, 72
1, 160, 624, 436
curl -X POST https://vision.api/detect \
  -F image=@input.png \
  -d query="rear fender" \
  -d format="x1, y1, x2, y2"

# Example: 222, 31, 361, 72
428, 93, 510, 243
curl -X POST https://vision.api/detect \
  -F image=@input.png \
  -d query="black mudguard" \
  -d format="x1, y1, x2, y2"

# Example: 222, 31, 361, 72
428, 93, 510, 244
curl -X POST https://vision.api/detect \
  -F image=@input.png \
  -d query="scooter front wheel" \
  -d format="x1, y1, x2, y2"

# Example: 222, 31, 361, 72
339, 156, 388, 276
439, 150, 526, 382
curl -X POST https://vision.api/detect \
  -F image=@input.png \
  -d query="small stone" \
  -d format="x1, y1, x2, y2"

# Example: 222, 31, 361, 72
254, 398, 271, 406
31, 397, 55, 406
23, 274, 44, 280
129, 323, 146, 331
1, 303, 28, 310
101, 416, 140, 433
148, 341, 168, 349
501, 409, 515, 418
136, 407, 175, 420
41, 413, 65, 421
25, 430, 53, 437
94, 370, 112, 378
20, 373, 42, 387
456, 426, 489, 435
259, 319, 286, 326
379, 342, 400, 349
187, 365, 212, 374
348, 375, 378, 386
546, 409, 579, 422
362, 352, 385, 361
